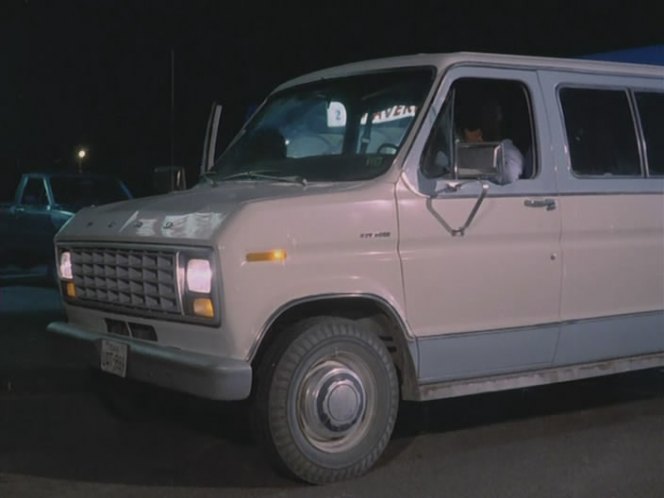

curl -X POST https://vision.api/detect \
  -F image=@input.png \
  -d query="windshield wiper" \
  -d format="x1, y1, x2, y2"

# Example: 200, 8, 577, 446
218, 171, 308, 186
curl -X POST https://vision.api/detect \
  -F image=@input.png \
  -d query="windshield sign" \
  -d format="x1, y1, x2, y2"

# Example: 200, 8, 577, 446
327, 103, 417, 128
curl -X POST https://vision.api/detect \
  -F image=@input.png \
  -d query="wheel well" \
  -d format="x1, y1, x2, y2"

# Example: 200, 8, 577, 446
250, 297, 418, 399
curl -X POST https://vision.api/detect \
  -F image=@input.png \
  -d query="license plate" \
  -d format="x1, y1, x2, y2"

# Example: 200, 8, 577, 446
100, 339, 128, 378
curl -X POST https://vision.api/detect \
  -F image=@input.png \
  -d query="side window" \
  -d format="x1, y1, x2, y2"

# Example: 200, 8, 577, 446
421, 78, 535, 184
635, 92, 664, 176
20, 178, 48, 206
560, 88, 641, 177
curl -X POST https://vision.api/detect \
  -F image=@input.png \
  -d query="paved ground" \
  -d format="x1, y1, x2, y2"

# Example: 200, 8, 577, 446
0, 281, 87, 396
1, 285, 663, 498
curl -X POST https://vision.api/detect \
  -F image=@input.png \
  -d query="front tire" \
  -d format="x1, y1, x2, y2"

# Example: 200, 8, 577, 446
253, 317, 399, 483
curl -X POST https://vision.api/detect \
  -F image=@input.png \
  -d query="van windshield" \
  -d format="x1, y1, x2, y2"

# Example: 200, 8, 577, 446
211, 68, 434, 182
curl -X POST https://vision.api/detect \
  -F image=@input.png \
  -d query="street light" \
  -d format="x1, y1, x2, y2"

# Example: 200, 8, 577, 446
76, 148, 87, 173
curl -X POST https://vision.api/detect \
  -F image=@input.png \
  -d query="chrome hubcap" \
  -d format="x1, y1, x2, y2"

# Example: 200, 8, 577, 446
299, 359, 368, 447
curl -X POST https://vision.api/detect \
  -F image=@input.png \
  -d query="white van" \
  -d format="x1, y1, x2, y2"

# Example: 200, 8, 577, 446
48, 52, 664, 483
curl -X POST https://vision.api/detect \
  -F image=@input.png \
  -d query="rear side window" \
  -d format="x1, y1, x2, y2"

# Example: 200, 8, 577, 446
635, 92, 664, 176
20, 178, 48, 206
560, 88, 641, 177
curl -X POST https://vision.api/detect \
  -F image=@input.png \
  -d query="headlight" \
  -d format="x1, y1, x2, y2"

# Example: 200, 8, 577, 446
59, 251, 73, 280
186, 258, 212, 294
182, 256, 216, 320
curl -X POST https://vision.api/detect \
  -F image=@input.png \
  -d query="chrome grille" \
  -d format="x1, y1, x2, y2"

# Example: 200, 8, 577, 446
71, 247, 180, 315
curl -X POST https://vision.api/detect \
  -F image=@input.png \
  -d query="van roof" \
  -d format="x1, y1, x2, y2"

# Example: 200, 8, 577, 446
274, 52, 664, 92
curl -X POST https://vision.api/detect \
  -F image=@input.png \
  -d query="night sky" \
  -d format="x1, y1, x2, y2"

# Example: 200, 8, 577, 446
2, 0, 662, 199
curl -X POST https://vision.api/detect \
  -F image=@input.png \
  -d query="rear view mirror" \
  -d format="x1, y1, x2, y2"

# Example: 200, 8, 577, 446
153, 166, 187, 194
455, 142, 503, 179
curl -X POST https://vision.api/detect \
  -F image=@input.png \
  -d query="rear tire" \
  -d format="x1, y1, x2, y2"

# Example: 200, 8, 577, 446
253, 317, 399, 484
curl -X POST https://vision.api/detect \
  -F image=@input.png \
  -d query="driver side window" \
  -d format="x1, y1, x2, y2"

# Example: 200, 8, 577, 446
421, 77, 536, 184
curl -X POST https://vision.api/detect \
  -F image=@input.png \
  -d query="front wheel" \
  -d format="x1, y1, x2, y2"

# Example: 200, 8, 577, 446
253, 317, 399, 483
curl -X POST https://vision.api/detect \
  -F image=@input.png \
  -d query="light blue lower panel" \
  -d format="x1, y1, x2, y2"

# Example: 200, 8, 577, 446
416, 312, 664, 385
554, 311, 664, 365
417, 324, 559, 384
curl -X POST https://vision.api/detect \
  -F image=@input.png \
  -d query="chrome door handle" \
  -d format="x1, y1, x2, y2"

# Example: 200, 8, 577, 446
524, 198, 556, 211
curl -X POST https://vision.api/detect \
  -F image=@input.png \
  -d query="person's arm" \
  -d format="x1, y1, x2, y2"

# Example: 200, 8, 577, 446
497, 139, 523, 184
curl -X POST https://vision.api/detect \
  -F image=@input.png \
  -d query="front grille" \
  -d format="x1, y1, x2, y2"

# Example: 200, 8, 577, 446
70, 247, 181, 315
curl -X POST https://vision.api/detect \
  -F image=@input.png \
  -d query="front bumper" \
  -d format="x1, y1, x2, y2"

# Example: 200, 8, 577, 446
47, 321, 252, 400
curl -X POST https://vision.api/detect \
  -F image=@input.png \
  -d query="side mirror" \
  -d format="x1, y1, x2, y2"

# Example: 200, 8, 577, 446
455, 141, 504, 179
153, 166, 187, 194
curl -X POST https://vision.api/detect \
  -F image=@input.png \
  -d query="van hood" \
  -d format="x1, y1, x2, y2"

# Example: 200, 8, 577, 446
55, 181, 359, 245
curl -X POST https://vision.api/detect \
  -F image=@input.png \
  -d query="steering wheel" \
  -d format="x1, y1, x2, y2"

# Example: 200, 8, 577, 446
376, 143, 399, 155
287, 134, 333, 158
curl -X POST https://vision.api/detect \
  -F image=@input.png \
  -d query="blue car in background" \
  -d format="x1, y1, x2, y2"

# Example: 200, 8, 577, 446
0, 172, 132, 281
